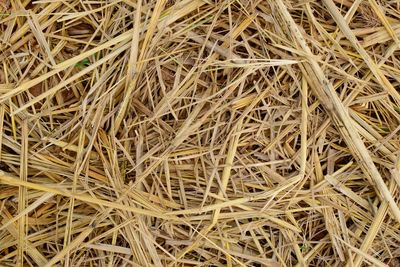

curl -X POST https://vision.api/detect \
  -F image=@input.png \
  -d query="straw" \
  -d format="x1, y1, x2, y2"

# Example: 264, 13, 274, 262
1, 0, 400, 266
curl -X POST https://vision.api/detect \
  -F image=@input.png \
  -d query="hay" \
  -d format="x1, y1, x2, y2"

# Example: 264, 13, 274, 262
1, 0, 400, 266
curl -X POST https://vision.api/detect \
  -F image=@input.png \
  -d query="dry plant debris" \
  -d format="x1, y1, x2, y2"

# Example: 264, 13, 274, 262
1, 0, 400, 266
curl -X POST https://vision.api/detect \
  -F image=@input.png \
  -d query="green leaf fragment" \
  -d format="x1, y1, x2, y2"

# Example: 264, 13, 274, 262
75, 58, 90, 69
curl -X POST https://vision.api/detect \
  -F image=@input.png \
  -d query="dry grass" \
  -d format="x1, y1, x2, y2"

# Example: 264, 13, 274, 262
1, 0, 400, 266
